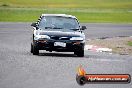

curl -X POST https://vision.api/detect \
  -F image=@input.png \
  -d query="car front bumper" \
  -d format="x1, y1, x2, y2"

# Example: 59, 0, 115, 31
33, 39, 85, 52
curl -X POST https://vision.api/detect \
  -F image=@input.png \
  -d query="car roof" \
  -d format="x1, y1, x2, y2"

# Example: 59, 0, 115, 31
41, 14, 77, 19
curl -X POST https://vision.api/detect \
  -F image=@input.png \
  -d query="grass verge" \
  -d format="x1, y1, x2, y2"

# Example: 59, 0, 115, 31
128, 41, 132, 46
86, 37, 132, 55
1, 0, 132, 9
0, 7, 132, 23
0, 0, 132, 22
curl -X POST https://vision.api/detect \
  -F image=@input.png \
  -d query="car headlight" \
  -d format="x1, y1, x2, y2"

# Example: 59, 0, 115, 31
70, 37, 83, 40
34, 35, 50, 40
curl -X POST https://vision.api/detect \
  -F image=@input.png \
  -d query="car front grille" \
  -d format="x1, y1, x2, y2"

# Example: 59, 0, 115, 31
51, 36, 70, 40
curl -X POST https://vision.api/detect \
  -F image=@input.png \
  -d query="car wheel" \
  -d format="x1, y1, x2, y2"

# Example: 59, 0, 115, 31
31, 43, 33, 53
74, 50, 84, 57
33, 45, 39, 55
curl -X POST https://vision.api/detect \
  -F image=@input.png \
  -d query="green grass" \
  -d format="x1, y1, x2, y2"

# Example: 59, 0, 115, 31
1, 0, 132, 9
0, 0, 132, 22
0, 7, 132, 23
128, 41, 132, 46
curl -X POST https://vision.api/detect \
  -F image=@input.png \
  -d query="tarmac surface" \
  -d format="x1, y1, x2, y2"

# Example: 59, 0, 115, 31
0, 22, 132, 88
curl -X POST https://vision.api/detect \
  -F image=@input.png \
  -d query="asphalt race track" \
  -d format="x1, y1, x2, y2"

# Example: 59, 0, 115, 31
0, 22, 132, 88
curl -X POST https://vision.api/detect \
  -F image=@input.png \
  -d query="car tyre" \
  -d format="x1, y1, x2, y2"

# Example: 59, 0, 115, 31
75, 50, 84, 57
31, 43, 33, 53
33, 45, 39, 55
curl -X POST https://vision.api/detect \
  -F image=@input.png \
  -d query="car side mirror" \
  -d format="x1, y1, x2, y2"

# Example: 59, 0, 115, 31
31, 22, 37, 27
81, 26, 87, 30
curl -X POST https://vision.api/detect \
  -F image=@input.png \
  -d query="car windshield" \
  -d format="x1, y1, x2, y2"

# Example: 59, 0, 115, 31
38, 16, 80, 30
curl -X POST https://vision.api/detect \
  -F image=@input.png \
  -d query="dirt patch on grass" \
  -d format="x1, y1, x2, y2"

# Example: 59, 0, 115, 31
86, 37, 132, 55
